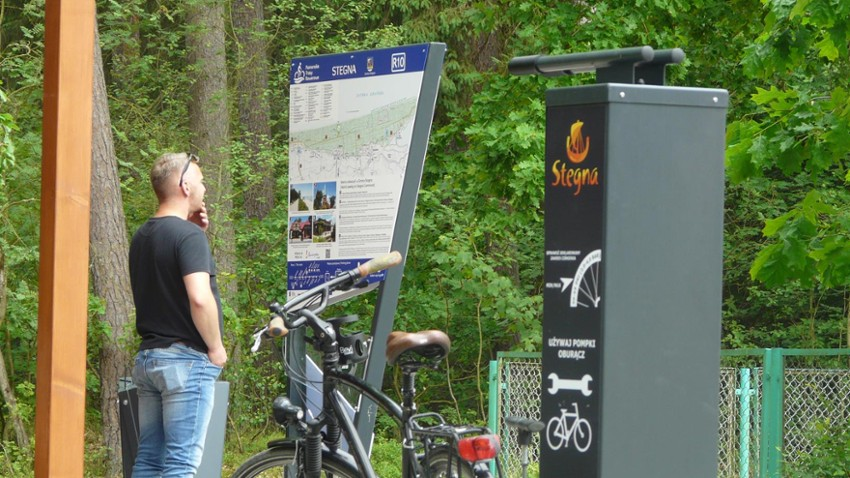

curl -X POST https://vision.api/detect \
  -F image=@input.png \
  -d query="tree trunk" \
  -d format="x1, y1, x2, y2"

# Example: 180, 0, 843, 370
232, 0, 274, 220
0, 245, 30, 450
91, 23, 135, 478
187, 0, 236, 303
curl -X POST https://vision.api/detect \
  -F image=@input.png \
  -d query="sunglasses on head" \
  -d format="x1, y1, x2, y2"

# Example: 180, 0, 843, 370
178, 153, 199, 188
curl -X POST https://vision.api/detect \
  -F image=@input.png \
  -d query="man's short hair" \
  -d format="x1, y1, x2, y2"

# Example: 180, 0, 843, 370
150, 152, 194, 201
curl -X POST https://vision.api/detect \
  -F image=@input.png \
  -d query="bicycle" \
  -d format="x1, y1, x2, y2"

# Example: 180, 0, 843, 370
231, 252, 504, 478
545, 403, 591, 452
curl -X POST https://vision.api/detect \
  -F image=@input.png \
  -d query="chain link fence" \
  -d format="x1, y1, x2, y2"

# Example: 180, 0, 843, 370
717, 366, 761, 478
490, 350, 850, 478
718, 367, 745, 477
490, 354, 545, 478
783, 366, 850, 467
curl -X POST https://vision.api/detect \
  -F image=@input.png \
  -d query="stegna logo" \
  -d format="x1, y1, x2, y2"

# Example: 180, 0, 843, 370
566, 120, 590, 163
551, 119, 599, 196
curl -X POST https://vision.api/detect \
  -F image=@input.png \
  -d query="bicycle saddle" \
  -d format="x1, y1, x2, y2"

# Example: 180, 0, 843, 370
386, 330, 451, 367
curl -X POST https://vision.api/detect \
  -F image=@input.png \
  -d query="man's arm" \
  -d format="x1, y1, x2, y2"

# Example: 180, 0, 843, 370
184, 271, 227, 366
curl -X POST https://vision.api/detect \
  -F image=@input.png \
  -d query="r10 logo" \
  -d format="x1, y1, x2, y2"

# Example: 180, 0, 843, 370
391, 53, 406, 72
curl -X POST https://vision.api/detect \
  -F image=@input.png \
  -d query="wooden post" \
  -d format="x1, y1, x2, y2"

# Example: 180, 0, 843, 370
35, 1, 95, 477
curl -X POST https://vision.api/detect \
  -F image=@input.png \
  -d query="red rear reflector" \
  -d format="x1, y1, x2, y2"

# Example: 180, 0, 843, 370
458, 434, 501, 462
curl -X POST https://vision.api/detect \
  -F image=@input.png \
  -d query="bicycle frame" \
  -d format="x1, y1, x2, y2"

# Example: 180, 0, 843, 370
274, 352, 494, 478
321, 367, 404, 478
246, 254, 501, 477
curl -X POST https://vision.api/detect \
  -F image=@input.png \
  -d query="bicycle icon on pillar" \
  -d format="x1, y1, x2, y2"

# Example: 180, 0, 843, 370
546, 403, 592, 452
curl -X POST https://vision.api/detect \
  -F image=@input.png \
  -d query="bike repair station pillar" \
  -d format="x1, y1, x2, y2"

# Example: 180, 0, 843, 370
510, 47, 728, 477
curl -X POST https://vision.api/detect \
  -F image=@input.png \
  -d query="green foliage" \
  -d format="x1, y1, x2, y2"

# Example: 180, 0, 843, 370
0, 84, 19, 171
12, 381, 34, 426
722, 175, 849, 349
787, 419, 850, 477
369, 436, 404, 478
225, 347, 288, 432
726, 0, 850, 345
0, 440, 34, 478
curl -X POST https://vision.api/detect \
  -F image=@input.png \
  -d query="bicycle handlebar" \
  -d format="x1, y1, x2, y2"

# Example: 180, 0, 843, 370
268, 314, 287, 337
263, 251, 403, 338
358, 250, 402, 276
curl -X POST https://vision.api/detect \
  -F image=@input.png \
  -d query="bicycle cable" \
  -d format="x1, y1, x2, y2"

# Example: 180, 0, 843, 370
280, 332, 324, 415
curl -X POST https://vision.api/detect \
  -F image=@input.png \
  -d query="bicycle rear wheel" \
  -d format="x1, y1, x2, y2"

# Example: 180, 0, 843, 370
423, 447, 476, 478
230, 445, 360, 478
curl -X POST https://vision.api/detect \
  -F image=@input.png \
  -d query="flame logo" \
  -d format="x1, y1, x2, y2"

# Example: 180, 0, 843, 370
566, 120, 590, 164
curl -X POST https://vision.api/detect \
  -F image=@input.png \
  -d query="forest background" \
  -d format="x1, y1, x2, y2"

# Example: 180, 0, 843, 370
1, 0, 849, 476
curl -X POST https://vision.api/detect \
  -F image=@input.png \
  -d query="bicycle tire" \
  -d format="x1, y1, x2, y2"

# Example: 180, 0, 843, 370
423, 447, 476, 478
230, 445, 360, 478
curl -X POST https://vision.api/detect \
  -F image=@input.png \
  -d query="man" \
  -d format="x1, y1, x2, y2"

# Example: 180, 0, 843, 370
129, 152, 227, 477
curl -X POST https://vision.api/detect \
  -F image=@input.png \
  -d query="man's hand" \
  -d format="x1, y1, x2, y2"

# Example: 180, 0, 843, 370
208, 344, 227, 367
188, 203, 209, 231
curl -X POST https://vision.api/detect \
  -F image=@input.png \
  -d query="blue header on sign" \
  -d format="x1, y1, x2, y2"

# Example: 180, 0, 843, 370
290, 44, 430, 84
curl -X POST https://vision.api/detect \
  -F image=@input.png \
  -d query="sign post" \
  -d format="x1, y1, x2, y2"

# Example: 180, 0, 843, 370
512, 47, 728, 477
285, 43, 446, 451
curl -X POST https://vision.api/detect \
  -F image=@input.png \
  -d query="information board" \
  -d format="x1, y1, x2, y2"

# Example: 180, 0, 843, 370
284, 43, 446, 455
287, 44, 432, 299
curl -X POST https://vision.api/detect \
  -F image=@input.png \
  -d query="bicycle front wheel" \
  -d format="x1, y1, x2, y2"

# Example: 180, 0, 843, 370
230, 445, 360, 478
424, 447, 476, 478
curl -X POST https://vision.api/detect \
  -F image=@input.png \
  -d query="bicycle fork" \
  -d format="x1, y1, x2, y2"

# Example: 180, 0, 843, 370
304, 417, 324, 478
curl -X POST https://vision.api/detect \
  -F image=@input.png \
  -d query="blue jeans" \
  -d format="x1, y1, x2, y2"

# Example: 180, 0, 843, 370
131, 344, 222, 478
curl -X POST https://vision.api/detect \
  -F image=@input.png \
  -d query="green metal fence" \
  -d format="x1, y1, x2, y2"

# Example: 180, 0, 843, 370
489, 349, 850, 478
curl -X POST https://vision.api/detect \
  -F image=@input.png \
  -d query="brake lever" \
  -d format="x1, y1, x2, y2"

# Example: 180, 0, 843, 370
250, 326, 268, 353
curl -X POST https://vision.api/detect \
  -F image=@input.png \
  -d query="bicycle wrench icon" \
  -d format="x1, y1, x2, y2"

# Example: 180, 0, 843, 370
547, 373, 593, 396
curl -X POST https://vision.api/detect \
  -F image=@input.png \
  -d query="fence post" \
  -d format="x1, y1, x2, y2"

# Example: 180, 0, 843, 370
488, 359, 499, 476
736, 368, 753, 478
760, 348, 784, 478
488, 359, 499, 434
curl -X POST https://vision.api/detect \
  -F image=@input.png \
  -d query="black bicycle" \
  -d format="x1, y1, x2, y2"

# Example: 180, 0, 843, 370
231, 252, 503, 478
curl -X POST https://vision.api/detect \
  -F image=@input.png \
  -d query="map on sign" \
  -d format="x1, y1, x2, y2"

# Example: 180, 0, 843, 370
286, 45, 431, 298
290, 95, 418, 183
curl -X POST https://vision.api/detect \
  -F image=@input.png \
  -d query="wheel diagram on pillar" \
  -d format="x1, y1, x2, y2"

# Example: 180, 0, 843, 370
559, 249, 602, 308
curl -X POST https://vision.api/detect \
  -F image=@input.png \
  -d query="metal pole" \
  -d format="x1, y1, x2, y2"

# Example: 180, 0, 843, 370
488, 360, 499, 476
736, 368, 752, 478
759, 349, 784, 478
353, 43, 447, 451
488, 360, 499, 434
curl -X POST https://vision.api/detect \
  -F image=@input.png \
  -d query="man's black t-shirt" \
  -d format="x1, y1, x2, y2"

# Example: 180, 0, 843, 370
129, 216, 223, 353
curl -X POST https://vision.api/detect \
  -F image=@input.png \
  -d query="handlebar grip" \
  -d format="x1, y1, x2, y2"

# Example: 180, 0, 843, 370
268, 315, 288, 337
356, 251, 402, 277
